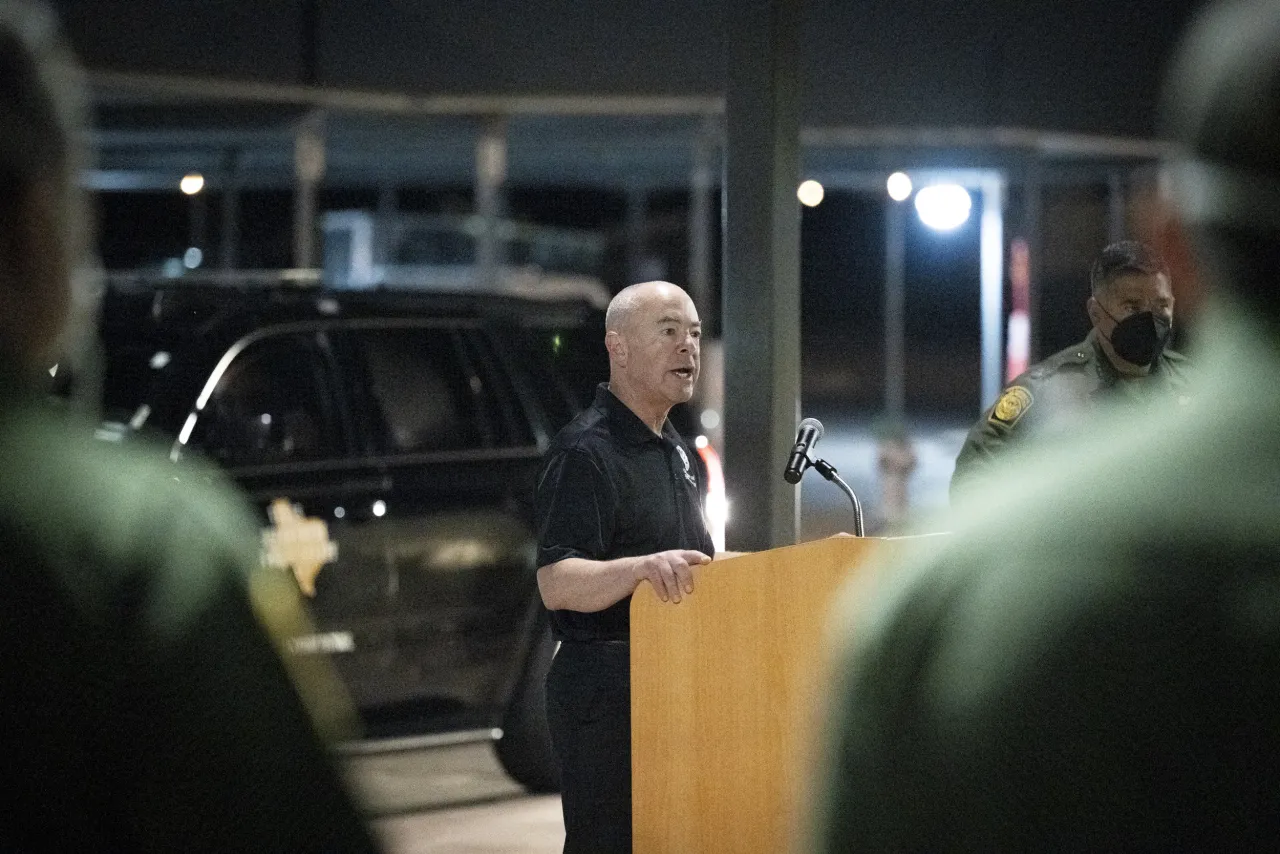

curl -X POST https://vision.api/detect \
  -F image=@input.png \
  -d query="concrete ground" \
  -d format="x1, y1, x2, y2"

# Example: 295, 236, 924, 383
344, 740, 564, 854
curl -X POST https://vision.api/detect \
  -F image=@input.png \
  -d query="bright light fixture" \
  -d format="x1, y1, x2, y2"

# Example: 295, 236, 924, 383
797, 179, 825, 207
914, 184, 972, 231
180, 173, 205, 195
887, 171, 913, 201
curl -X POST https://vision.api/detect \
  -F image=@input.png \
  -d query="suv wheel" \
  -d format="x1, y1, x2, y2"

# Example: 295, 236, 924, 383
494, 623, 560, 793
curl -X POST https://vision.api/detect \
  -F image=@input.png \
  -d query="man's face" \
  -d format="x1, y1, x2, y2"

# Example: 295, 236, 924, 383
1087, 271, 1175, 373
615, 285, 701, 410
1093, 272, 1175, 328
1089, 272, 1174, 338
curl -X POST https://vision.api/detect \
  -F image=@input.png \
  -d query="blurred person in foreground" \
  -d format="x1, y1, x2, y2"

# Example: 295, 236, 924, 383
950, 239, 1193, 501
0, 3, 380, 851
536, 281, 715, 853
809, 0, 1280, 849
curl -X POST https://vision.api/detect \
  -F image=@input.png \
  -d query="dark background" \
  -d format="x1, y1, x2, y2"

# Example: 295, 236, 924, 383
68, 0, 1207, 428
56, 0, 1205, 137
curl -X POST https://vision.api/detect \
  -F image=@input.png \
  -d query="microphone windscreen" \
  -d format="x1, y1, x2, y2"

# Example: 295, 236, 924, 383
798, 417, 824, 441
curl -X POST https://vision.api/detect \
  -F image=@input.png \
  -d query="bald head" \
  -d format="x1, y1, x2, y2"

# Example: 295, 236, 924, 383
606, 281, 695, 334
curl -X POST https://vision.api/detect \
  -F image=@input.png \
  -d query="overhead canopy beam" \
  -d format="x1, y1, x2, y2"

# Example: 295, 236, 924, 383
89, 70, 724, 117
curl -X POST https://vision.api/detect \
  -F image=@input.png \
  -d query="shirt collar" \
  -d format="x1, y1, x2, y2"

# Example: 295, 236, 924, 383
594, 383, 671, 446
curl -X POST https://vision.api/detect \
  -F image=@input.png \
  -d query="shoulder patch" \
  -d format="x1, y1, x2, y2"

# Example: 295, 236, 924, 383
989, 385, 1033, 427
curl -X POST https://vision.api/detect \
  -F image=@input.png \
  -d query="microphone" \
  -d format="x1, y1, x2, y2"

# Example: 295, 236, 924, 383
783, 417, 824, 484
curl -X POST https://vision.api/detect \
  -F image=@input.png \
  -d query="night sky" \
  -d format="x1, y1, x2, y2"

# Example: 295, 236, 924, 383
800, 190, 984, 420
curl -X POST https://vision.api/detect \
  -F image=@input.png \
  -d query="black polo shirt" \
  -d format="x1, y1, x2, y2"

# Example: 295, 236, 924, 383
535, 384, 715, 642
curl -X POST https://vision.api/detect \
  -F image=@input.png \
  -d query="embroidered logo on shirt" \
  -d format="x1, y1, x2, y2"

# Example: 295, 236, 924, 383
989, 385, 1033, 428
675, 444, 697, 486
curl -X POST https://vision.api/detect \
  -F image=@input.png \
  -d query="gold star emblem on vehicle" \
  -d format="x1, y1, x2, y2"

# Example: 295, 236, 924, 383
261, 498, 338, 597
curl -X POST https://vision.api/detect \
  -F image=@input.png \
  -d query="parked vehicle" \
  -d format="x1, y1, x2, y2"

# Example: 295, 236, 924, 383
92, 271, 616, 792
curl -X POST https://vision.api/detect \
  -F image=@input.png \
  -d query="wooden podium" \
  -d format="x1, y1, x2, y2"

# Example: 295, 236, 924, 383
631, 535, 897, 854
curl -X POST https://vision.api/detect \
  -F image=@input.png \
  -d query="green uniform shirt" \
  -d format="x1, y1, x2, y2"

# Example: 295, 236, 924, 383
809, 301, 1280, 850
0, 372, 379, 852
951, 329, 1194, 501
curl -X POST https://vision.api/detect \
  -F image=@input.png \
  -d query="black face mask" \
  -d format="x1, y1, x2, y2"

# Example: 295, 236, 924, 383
1099, 305, 1172, 367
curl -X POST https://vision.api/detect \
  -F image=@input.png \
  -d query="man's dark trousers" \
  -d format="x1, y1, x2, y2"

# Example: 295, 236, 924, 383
546, 641, 631, 854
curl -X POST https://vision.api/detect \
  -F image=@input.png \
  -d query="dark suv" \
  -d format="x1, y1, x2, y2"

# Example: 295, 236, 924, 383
92, 273, 612, 792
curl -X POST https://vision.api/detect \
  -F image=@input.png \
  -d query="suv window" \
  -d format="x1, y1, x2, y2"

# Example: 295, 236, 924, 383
513, 322, 608, 428
190, 332, 341, 467
346, 326, 532, 454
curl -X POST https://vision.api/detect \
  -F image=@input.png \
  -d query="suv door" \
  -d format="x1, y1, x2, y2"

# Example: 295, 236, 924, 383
177, 326, 403, 712
330, 319, 547, 732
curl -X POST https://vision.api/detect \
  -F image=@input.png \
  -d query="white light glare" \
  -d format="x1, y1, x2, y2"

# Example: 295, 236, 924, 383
180, 173, 205, 195
699, 409, 721, 430
694, 435, 709, 449
797, 179, 825, 207
183, 247, 203, 268
707, 493, 729, 534
372, 500, 387, 517
887, 171, 913, 201
914, 184, 972, 231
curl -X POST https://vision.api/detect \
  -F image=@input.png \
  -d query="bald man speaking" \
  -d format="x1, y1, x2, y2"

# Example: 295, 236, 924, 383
535, 281, 715, 853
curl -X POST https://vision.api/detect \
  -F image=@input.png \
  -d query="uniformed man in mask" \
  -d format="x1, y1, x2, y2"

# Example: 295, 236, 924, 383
950, 239, 1193, 500
809, 0, 1280, 848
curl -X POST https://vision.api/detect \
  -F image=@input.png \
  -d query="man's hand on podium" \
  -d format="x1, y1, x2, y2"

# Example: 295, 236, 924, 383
633, 549, 711, 604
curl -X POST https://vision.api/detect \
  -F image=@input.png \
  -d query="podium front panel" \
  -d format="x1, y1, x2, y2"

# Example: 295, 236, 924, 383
631, 535, 895, 854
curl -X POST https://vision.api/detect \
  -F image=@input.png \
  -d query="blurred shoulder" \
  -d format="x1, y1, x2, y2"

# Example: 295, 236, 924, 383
1025, 340, 1093, 383
0, 404, 259, 585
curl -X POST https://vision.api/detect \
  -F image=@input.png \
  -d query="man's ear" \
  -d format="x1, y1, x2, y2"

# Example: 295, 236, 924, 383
1085, 296, 1103, 329
605, 329, 626, 366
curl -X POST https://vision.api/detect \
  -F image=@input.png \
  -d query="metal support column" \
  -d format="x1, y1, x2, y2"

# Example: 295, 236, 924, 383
188, 189, 207, 266
1108, 169, 1127, 244
884, 197, 907, 420
475, 115, 508, 287
626, 180, 649, 282
218, 149, 241, 270
979, 174, 1006, 410
687, 115, 717, 327
722, 0, 804, 550
293, 110, 326, 269
1024, 161, 1043, 361
376, 182, 398, 268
